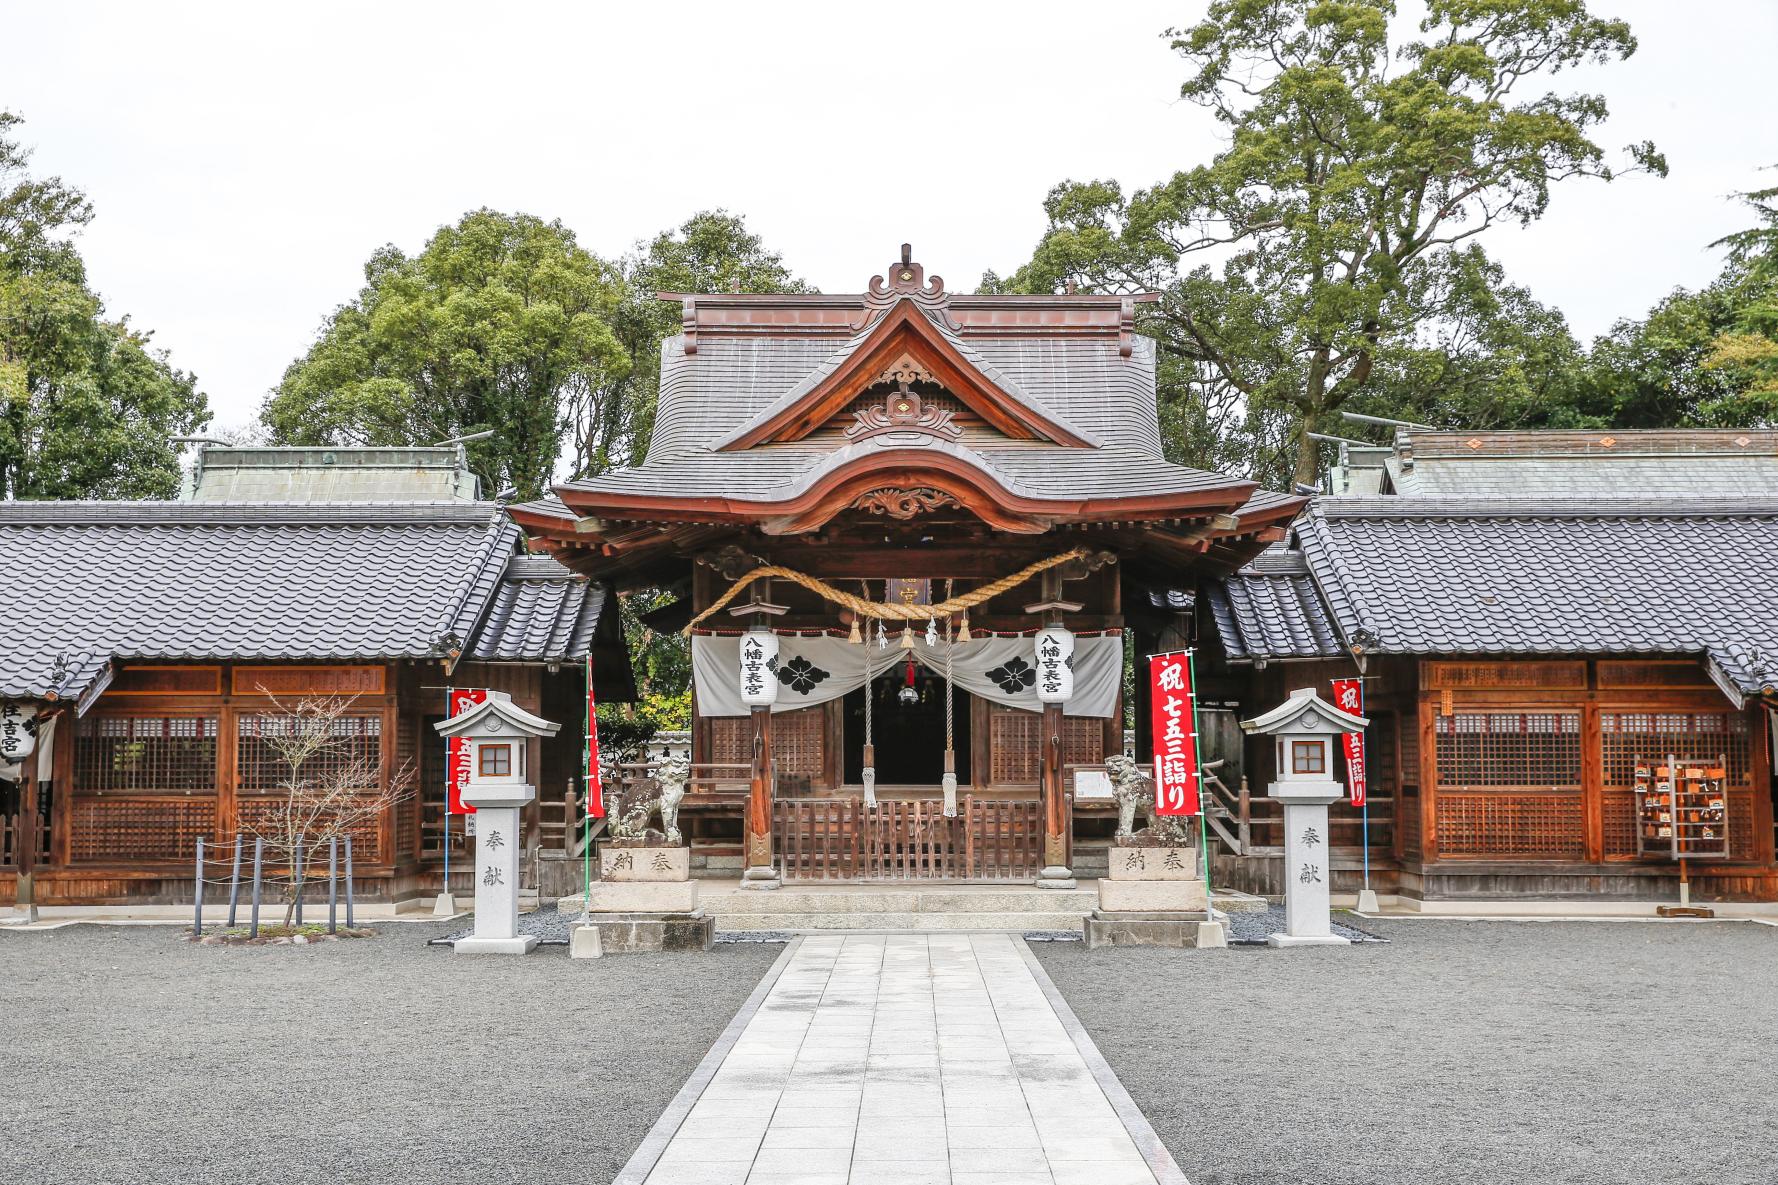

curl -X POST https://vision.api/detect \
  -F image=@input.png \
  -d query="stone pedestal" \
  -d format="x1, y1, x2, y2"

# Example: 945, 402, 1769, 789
454, 792, 536, 956
1087, 844, 1214, 949
569, 843, 713, 955
1267, 790, 1349, 948
1356, 888, 1381, 914
740, 864, 781, 891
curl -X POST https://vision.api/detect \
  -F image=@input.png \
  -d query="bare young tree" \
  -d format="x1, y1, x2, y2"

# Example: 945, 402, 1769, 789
240, 693, 414, 925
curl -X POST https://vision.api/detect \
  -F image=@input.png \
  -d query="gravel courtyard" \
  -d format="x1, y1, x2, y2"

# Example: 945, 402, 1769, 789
0, 921, 780, 1185
1036, 918, 1778, 1185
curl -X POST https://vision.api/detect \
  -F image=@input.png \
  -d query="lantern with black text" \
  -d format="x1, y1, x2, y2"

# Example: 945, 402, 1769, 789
738, 630, 779, 707
1034, 626, 1074, 704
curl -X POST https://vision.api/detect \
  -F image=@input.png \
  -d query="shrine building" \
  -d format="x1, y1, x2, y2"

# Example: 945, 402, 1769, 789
0, 445, 628, 906
512, 246, 1300, 884
1198, 428, 1778, 903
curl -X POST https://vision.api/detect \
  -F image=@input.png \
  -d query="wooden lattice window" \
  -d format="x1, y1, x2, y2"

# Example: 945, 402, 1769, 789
773, 708, 826, 782
1601, 712, 1753, 859
1435, 793, 1586, 859
70, 797, 216, 862
1434, 712, 1582, 791
1434, 711, 1584, 860
75, 716, 219, 794
990, 707, 1042, 785
1063, 717, 1104, 768
236, 715, 382, 793
710, 709, 824, 784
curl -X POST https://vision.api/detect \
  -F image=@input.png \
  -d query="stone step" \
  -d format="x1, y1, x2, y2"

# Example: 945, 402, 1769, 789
712, 910, 1086, 933
701, 888, 1099, 914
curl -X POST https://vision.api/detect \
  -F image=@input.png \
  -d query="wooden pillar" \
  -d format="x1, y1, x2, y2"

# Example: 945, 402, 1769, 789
15, 744, 40, 917
1041, 701, 1067, 869
743, 705, 778, 887
1029, 569, 1078, 886
1418, 693, 1440, 863
1581, 700, 1605, 864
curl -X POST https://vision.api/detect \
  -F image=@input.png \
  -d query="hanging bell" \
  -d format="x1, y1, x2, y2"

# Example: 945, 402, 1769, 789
847, 615, 862, 645
899, 623, 915, 650
957, 611, 972, 643
924, 616, 939, 647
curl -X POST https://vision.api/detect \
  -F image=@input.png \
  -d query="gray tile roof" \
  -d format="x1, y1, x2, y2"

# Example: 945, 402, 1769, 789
1292, 496, 1778, 702
0, 501, 598, 706
558, 333, 1245, 505
713, 303, 1099, 451
468, 556, 606, 663
1382, 429, 1778, 497
1205, 547, 1345, 663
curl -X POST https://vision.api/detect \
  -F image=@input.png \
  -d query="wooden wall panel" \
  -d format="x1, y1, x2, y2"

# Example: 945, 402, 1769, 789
232, 665, 386, 697
1423, 660, 1587, 691
107, 666, 222, 696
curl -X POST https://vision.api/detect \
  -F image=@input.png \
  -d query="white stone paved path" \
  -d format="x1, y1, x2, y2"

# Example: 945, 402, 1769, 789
623, 933, 1185, 1185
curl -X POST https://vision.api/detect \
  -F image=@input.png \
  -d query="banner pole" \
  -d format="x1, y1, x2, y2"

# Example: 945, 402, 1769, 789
1186, 647, 1212, 901
583, 652, 592, 910
443, 681, 453, 894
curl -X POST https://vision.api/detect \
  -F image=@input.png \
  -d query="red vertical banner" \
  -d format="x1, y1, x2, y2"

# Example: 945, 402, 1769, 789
1148, 651, 1200, 816
1331, 677, 1367, 806
584, 658, 604, 818
445, 688, 490, 814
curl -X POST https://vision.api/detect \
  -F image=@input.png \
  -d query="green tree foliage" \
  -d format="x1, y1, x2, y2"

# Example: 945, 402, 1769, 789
263, 209, 629, 499
990, 0, 1662, 484
1703, 174, 1778, 406
0, 112, 207, 499
573, 211, 810, 478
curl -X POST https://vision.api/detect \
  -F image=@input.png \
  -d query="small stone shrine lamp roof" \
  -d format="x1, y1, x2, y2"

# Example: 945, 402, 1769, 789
433, 691, 562, 742
1240, 686, 1367, 738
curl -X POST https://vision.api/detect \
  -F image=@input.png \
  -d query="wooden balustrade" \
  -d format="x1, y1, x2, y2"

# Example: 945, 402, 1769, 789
774, 796, 1042, 881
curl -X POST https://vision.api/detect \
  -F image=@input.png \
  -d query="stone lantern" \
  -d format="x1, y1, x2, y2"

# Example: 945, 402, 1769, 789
433, 693, 560, 954
1241, 688, 1367, 948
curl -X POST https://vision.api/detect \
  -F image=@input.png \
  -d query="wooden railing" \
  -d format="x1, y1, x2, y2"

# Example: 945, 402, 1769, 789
775, 796, 1043, 881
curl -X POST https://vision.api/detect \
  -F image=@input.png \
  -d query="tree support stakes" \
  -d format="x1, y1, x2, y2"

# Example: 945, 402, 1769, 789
226, 834, 243, 928
344, 836, 355, 929
328, 837, 339, 934
193, 836, 205, 935
249, 837, 263, 939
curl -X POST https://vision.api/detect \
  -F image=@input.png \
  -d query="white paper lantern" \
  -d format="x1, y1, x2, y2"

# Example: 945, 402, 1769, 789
738, 630, 780, 707
0, 699, 36, 761
1034, 626, 1074, 704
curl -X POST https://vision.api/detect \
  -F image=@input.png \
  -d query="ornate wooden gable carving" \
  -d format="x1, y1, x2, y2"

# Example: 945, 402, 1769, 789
848, 487, 963, 520
844, 375, 962, 447
717, 246, 1094, 452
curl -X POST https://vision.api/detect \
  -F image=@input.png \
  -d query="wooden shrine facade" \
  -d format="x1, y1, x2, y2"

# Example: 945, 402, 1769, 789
515, 246, 1301, 882
1200, 654, 1777, 901
1200, 482, 1778, 902
0, 494, 624, 907
1, 658, 592, 906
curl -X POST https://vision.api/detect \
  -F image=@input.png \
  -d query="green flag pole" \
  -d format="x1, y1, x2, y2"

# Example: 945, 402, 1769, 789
1187, 647, 1212, 902
582, 653, 592, 914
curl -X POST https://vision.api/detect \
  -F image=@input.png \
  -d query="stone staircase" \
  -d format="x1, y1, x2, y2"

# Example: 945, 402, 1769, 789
703, 884, 1099, 933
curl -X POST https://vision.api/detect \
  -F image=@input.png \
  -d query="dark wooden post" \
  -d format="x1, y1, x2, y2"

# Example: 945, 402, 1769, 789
15, 745, 39, 923
1029, 569, 1081, 888
1041, 701, 1067, 869
735, 576, 786, 891
742, 705, 778, 888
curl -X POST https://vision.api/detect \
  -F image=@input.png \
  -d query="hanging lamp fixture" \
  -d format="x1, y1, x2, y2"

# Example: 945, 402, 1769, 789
898, 656, 919, 706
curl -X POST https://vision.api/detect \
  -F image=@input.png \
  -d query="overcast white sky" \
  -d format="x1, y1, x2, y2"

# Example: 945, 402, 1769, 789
7, 1, 1777, 431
